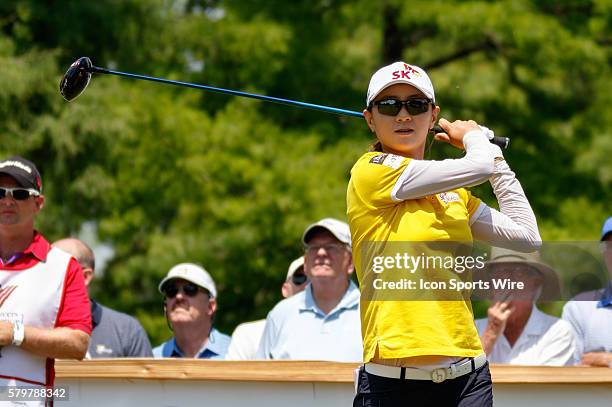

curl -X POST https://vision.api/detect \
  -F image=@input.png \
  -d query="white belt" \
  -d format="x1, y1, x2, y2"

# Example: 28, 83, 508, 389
364, 353, 487, 383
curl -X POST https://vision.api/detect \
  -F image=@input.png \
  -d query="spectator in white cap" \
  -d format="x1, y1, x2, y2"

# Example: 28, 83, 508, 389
225, 256, 307, 360
256, 218, 362, 362
153, 263, 230, 359
282, 256, 308, 298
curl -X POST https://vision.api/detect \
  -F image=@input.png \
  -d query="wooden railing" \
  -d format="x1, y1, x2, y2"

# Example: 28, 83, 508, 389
56, 359, 612, 383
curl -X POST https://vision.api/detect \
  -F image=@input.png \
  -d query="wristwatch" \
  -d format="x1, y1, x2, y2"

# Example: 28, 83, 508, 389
12, 321, 25, 347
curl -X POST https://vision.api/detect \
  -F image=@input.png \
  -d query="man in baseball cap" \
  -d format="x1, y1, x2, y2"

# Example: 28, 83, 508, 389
0, 155, 91, 394
0, 156, 43, 192
601, 216, 612, 242
257, 218, 362, 362
153, 263, 230, 359
562, 216, 612, 367
301, 217, 352, 248
282, 256, 307, 298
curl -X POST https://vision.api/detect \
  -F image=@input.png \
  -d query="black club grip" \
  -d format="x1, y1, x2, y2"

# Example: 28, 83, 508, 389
432, 125, 510, 149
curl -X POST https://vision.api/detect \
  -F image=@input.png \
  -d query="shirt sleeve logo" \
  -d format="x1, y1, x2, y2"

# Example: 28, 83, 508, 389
369, 154, 388, 165
438, 192, 461, 204
382, 154, 403, 169
369, 154, 404, 170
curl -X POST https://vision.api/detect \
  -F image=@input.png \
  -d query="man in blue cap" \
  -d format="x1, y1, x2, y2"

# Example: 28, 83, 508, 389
562, 216, 612, 367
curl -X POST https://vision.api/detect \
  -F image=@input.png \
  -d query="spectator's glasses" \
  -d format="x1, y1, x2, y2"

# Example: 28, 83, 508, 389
291, 272, 308, 286
163, 283, 201, 299
370, 98, 433, 116
0, 187, 40, 201
304, 243, 347, 256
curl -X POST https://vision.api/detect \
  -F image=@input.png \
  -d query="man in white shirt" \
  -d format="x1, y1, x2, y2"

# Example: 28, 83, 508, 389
226, 256, 306, 360
562, 216, 612, 367
475, 248, 576, 366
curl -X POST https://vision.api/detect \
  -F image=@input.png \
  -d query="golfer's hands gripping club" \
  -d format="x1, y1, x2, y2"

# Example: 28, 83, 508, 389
433, 118, 481, 150
433, 118, 510, 149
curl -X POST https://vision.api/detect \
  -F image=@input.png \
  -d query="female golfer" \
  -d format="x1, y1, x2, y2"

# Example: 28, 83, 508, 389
348, 62, 541, 406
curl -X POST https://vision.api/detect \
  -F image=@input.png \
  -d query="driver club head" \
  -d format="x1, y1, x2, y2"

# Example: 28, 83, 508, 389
60, 57, 93, 101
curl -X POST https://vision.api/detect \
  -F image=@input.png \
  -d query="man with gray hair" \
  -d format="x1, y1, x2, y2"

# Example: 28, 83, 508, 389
54, 238, 153, 357
257, 218, 362, 362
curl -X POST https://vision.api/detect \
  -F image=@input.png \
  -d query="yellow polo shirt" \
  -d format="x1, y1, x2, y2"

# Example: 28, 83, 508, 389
347, 151, 484, 362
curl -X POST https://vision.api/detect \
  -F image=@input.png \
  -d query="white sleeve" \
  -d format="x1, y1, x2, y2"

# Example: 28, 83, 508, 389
392, 130, 497, 201
226, 326, 246, 360
562, 302, 584, 365
470, 159, 541, 250
535, 320, 578, 366
255, 316, 276, 360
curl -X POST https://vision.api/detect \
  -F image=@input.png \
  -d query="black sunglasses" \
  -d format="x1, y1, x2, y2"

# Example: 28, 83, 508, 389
0, 187, 40, 201
163, 283, 201, 298
291, 272, 308, 286
371, 98, 432, 116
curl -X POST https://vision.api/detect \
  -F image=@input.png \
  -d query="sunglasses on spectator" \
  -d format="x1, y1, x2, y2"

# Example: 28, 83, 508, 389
370, 98, 433, 116
163, 283, 202, 299
0, 187, 40, 201
291, 272, 308, 286
304, 243, 347, 255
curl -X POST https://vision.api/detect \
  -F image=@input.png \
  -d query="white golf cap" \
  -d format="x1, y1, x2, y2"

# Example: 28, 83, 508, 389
366, 61, 435, 106
302, 218, 352, 248
286, 256, 305, 280
158, 263, 217, 298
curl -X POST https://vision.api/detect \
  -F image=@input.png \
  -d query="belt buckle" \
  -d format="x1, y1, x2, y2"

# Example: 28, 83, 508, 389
431, 367, 447, 383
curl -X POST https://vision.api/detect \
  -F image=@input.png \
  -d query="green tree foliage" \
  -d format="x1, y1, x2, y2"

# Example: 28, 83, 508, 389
0, 1, 610, 343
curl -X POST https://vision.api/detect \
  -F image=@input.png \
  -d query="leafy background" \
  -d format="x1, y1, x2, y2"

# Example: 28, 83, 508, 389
1, 0, 610, 345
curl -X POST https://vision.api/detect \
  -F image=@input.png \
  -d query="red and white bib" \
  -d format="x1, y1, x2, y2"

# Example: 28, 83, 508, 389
0, 247, 71, 386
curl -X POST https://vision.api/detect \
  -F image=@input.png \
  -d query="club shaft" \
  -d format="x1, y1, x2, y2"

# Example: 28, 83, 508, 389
90, 66, 364, 118
88, 66, 508, 149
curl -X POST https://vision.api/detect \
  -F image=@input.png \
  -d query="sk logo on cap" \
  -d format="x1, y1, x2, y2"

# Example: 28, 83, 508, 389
391, 64, 422, 80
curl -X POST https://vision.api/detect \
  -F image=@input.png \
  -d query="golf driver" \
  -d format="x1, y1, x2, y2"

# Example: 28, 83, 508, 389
60, 57, 509, 148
